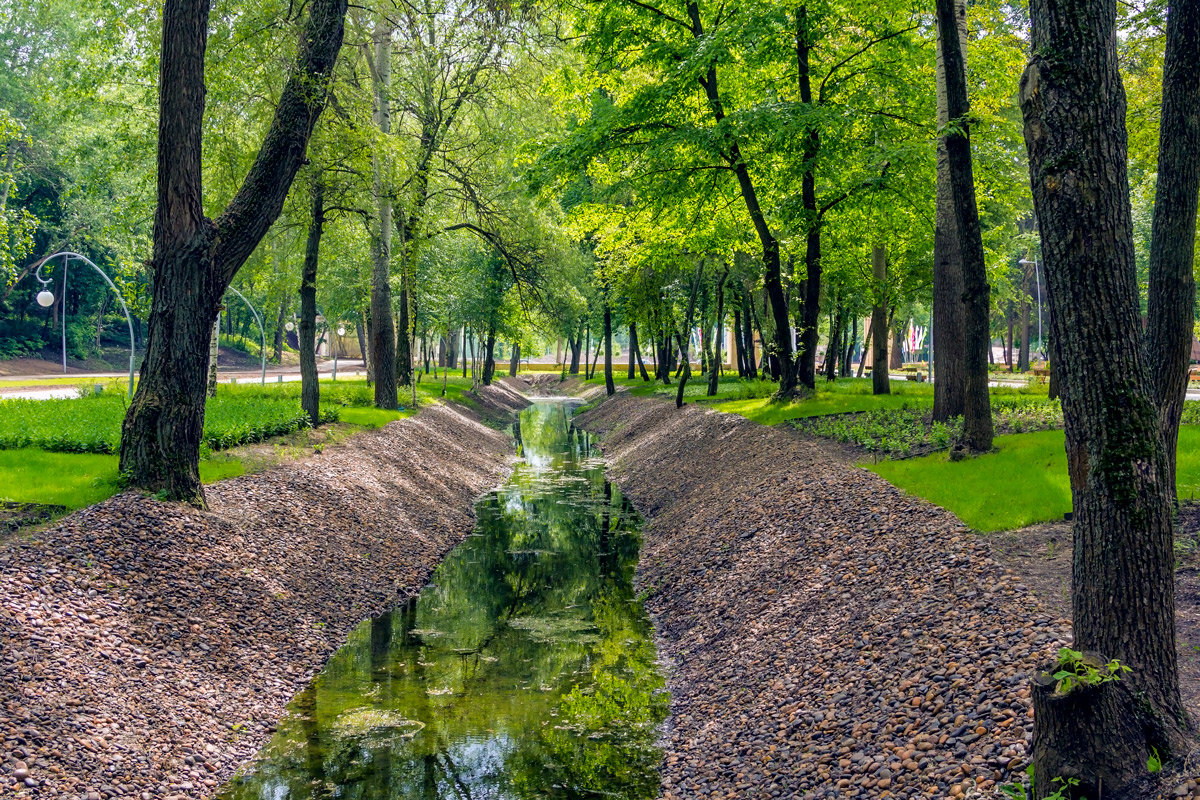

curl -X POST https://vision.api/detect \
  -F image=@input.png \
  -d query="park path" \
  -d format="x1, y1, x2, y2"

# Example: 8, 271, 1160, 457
577, 395, 1073, 800
0, 387, 524, 799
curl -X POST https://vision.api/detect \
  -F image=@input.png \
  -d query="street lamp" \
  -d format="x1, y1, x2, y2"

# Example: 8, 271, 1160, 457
32, 252, 137, 396
333, 325, 346, 380
1018, 257, 1043, 359
224, 287, 267, 385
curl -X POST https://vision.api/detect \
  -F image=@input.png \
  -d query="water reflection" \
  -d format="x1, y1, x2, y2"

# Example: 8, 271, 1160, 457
218, 401, 667, 800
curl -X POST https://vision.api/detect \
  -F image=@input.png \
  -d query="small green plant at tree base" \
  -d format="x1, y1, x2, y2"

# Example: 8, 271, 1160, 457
1000, 766, 1083, 800
1052, 647, 1130, 694
1147, 747, 1162, 773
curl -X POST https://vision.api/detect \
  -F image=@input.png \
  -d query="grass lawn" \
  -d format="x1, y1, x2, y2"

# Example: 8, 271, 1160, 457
336, 406, 414, 427
715, 380, 939, 424
0, 449, 244, 511
867, 426, 1200, 532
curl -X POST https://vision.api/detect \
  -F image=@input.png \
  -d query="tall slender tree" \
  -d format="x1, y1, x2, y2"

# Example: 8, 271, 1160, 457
1146, 0, 1200, 500
119, 0, 348, 502
935, 0, 992, 452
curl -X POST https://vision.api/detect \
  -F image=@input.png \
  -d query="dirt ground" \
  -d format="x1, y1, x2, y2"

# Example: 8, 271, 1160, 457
987, 505, 1200, 716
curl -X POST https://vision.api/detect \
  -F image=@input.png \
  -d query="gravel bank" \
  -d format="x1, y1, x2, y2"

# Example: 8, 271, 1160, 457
0, 393, 519, 799
577, 395, 1073, 800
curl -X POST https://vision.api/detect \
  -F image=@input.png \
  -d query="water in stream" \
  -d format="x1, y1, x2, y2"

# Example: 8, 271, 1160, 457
218, 401, 667, 800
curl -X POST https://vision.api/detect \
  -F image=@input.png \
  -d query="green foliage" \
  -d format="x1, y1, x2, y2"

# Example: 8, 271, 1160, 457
1051, 647, 1130, 695
795, 396, 1063, 458
1000, 766, 1082, 800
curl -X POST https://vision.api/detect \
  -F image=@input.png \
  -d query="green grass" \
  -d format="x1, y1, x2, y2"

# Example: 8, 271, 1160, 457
0, 449, 244, 511
574, 372, 781, 402
867, 426, 1200, 532
336, 406, 413, 427
0, 393, 336, 454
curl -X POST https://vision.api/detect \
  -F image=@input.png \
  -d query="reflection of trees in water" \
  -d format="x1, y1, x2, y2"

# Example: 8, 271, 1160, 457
219, 402, 665, 800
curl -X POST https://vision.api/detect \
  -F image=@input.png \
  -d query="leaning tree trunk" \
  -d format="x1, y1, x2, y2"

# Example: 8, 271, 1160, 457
1020, 0, 1191, 789
932, 0, 968, 421
890, 325, 904, 369
119, 0, 346, 503
299, 177, 324, 427
871, 246, 890, 395
936, 0, 992, 452
1146, 0, 1200, 502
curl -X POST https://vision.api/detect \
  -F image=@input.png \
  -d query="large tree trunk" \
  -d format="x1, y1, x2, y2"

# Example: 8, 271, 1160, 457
299, 178, 323, 427
508, 342, 519, 377
932, 0, 968, 421
119, 0, 346, 503
1146, 0, 1200, 502
871, 246, 890, 395
936, 0, 992, 452
795, 6, 821, 393
1020, 0, 1190, 788
369, 19, 397, 409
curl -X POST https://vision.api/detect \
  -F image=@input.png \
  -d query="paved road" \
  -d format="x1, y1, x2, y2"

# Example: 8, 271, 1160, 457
0, 360, 367, 401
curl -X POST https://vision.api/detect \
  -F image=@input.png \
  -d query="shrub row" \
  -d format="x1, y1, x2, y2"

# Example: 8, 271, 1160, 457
0, 394, 337, 454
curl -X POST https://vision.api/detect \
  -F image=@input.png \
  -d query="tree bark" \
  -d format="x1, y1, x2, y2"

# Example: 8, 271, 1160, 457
481, 325, 496, 385
890, 325, 904, 369
674, 264, 705, 408
936, 0, 992, 451
932, 0, 968, 421
369, 19, 397, 409
1146, 0, 1200, 502
1019, 265, 1032, 372
603, 288, 615, 396
708, 268, 726, 396
119, 0, 347, 502
627, 322, 637, 380
682, 3, 794, 395
299, 177, 323, 427
1020, 0, 1190, 785
872, 246, 890, 395
795, 5, 821, 393
273, 295, 287, 363
508, 341, 519, 377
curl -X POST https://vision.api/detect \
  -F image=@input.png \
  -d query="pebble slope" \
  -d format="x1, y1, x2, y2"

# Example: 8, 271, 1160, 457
577, 395, 1071, 800
0, 398, 514, 799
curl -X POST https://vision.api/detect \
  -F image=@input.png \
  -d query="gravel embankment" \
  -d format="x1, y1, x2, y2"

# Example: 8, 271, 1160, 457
577, 396, 1072, 800
0, 392, 520, 799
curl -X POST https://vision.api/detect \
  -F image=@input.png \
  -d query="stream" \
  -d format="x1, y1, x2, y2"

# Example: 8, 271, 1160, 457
217, 400, 667, 799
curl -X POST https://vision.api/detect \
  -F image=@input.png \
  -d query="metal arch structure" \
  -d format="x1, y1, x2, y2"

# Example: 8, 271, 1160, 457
32, 251, 137, 396
223, 286, 267, 385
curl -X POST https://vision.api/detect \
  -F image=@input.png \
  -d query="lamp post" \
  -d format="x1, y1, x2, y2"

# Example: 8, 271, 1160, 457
33, 251, 137, 396
224, 286, 267, 385
1018, 257, 1043, 359
334, 325, 345, 380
